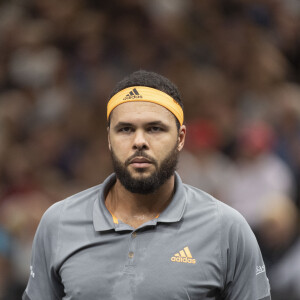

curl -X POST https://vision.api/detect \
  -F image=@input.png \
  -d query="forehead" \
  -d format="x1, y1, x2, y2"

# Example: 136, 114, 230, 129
110, 101, 176, 125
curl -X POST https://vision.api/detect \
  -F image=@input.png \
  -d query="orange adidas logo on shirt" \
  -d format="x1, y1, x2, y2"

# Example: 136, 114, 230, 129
171, 247, 196, 264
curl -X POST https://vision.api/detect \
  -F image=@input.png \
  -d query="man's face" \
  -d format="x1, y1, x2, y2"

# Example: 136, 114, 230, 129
108, 101, 186, 194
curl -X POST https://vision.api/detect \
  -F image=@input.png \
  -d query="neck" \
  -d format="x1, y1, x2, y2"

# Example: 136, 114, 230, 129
105, 175, 175, 229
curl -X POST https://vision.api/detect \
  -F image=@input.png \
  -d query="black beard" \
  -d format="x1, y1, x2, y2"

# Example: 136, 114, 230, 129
110, 143, 179, 194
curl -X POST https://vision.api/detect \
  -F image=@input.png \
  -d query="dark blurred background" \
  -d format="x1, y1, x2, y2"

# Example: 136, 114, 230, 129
0, 0, 300, 299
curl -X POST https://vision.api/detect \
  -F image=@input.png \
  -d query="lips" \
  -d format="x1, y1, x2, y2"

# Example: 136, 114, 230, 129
130, 157, 152, 164
129, 156, 153, 168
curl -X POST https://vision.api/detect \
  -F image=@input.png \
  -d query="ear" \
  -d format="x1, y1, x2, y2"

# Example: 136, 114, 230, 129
107, 127, 111, 151
177, 125, 186, 151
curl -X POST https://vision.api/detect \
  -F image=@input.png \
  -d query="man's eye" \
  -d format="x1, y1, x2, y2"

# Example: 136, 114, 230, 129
119, 127, 132, 133
149, 126, 162, 133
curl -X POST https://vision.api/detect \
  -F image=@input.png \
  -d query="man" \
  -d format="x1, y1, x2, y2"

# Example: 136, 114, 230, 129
23, 70, 271, 299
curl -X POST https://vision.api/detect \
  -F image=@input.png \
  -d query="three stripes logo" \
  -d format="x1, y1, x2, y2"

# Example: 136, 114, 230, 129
171, 247, 196, 264
123, 88, 143, 100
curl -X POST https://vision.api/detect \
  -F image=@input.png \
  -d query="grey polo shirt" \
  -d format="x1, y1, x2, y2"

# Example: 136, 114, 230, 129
23, 173, 271, 300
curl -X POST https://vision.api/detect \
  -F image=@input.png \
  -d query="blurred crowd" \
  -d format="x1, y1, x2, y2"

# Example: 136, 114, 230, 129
0, 0, 300, 299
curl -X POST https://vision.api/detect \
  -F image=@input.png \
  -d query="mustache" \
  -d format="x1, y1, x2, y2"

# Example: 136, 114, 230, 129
125, 151, 158, 167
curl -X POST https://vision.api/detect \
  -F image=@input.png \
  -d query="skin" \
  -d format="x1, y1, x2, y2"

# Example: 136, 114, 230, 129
106, 101, 186, 228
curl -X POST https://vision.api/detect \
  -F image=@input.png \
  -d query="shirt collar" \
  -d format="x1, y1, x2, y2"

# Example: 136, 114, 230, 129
156, 172, 187, 223
93, 174, 117, 231
93, 172, 187, 232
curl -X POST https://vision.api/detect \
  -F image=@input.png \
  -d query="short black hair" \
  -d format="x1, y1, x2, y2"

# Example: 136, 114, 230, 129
108, 70, 183, 130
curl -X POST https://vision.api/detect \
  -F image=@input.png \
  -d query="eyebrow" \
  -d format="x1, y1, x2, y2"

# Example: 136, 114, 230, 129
146, 121, 168, 127
114, 122, 133, 128
113, 120, 170, 130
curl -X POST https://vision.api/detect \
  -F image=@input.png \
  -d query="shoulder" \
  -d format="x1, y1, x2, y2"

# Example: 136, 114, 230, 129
39, 183, 104, 229
183, 183, 247, 223
63, 183, 104, 208
183, 183, 254, 241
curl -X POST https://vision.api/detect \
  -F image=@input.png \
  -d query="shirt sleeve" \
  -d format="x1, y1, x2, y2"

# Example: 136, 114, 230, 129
23, 202, 65, 300
220, 205, 271, 300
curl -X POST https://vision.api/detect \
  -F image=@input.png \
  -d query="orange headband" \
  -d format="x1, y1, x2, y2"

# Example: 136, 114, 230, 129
107, 86, 184, 125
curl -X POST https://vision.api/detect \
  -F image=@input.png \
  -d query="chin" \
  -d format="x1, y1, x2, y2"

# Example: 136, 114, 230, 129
131, 168, 153, 177
128, 165, 154, 175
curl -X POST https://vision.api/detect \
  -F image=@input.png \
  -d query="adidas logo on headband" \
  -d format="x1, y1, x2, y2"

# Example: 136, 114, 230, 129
123, 88, 143, 100
107, 86, 184, 125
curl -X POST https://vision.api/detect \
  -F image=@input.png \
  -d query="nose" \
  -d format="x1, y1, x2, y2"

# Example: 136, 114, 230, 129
132, 130, 149, 151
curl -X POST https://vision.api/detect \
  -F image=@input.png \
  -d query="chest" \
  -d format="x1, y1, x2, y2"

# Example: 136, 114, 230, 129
58, 224, 222, 300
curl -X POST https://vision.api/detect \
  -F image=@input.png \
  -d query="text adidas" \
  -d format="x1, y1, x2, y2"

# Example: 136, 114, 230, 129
171, 256, 196, 264
123, 94, 143, 100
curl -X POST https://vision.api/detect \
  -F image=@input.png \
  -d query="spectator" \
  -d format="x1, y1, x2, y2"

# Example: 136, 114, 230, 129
221, 121, 295, 228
